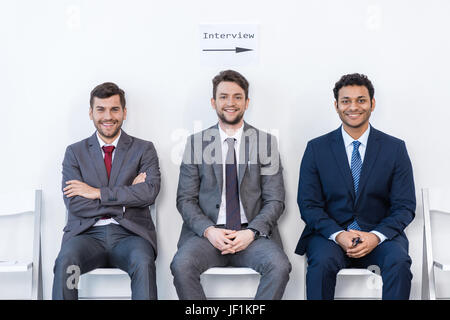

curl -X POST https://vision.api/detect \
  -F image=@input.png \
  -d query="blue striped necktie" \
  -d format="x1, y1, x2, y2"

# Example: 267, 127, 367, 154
225, 138, 241, 231
348, 140, 362, 231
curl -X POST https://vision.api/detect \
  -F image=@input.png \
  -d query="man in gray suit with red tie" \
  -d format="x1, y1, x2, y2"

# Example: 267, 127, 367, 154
170, 70, 291, 300
52, 82, 161, 300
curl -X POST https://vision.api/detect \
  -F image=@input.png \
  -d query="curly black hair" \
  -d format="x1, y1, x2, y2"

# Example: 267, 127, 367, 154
333, 73, 374, 101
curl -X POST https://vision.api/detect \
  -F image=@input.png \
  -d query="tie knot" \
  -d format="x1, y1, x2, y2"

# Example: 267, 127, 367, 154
102, 145, 115, 154
352, 141, 361, 149
226, 138, 236, 147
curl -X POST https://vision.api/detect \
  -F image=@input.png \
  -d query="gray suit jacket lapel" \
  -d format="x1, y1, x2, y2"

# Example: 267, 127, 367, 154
204, 124, 223, 195
238, 122, 252, 186
109, 131, 132, 187
87, 133, 109, 187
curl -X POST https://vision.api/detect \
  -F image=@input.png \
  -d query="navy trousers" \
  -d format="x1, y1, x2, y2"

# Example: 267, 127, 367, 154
52, 224, 157, 300
305, 234, 412, 300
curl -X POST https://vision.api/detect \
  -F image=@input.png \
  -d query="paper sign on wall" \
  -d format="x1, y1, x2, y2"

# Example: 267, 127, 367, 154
199, 24, 259, 67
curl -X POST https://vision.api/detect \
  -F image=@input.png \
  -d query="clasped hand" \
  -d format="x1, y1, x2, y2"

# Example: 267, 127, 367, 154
204, 226, 254, 255
336, 229, 380, 259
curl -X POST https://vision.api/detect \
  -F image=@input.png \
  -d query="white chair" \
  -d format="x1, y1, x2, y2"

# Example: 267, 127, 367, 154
304, 257, 382, 300
0, 189, 42, 300
78, 204, 156, 300
421, 188, 450, 300
78, 268, 130, 300
200, 267, 260, 300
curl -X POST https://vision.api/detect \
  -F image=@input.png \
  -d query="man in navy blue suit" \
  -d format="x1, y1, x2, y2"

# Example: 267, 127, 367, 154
295, 73, 416, 300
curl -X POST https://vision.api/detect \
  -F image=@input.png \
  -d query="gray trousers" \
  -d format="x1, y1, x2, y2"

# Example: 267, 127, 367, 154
170, 236, 291, 300
52, 224, 157, 300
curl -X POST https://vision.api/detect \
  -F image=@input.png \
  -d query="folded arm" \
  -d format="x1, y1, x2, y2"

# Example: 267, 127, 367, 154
62, 145, 122, 219
99, 142, 161, 207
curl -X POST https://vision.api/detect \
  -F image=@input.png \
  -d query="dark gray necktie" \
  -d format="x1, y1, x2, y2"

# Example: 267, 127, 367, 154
225, 138, 241, 230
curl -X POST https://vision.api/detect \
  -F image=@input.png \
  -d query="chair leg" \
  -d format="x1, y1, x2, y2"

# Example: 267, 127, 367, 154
422, 228, 429, 300
422, 224, 437, 300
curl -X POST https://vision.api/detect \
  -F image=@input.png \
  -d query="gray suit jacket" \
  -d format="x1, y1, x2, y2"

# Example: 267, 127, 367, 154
176, 122, 285, 248
61, 130, 161, 254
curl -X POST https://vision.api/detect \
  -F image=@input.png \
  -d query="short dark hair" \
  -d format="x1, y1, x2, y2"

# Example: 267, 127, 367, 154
333, 73, 374, 101
90, 82, 126, 109
212, 70, 249, 100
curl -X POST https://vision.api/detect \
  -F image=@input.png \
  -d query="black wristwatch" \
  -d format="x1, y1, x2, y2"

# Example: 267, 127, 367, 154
247, 228, 260, 240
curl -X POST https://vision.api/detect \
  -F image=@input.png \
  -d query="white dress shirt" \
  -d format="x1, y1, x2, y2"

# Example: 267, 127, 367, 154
215, 124, 249, 226
329, 125, 387, 244
93, 130, 121, 227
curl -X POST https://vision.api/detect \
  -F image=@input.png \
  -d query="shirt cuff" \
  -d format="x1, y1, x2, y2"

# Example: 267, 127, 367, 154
329, 230, 345, 243
370, 231, 387, 244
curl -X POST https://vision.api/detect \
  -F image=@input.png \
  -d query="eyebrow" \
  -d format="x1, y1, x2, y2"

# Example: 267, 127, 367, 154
340, 96, 368, 99
218, 92, 244, 96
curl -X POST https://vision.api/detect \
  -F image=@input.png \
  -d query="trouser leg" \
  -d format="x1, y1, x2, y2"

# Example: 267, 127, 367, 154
170, 236, 227, 300
353, 235, 412, 300
305, 234, 348, 300
231, 238, 291, 300
52, 227, 107, 300
109, 224, 158, 300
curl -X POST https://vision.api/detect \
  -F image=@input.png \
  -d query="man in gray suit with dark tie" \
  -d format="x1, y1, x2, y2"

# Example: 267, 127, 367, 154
52, 82, 161, 299
170, 70, 291, 300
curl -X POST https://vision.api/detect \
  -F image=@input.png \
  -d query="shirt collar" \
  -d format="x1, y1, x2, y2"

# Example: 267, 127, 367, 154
96, 130, 121, 149
218, 122, 244, 144
341, 124, 370, 148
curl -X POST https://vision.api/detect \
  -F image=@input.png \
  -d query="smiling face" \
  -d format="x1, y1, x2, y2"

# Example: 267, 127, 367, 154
89, 94, 127, 144
335, 85, 375, 137
211, 81, 249, 130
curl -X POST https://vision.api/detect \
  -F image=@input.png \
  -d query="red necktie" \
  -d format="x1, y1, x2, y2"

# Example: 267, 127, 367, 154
102, 146, 115, 180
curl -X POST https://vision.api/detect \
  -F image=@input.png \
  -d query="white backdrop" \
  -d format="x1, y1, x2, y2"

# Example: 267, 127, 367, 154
1, 0, 450, 299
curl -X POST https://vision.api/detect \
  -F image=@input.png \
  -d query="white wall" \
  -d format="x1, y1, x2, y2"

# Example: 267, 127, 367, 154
1, 0, 450, 299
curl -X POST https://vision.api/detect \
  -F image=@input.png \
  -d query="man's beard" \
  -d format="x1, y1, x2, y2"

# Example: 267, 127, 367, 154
96, 121, 122, 139
216, 110, 244, 125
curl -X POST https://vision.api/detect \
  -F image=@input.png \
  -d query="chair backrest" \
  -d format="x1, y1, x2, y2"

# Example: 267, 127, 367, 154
0, 190, 41, 262
422, 188, 450, 261
425, 188, 450, 213
421, 187, 450, 299
0, 189, 42, 299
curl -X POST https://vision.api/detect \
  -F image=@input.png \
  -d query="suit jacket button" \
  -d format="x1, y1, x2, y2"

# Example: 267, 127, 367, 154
216, 204, 220, 209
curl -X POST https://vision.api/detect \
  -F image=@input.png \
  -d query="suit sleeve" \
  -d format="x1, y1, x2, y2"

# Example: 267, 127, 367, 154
62, 145, 122, 218
99, 142, 161, 208
176, 137, 216, 237
247, 135, 286, 237
298, 141, 344, 239
373, 141, 416, 239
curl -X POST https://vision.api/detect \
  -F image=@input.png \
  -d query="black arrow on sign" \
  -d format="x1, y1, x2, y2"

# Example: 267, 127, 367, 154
203, 47, 253, 53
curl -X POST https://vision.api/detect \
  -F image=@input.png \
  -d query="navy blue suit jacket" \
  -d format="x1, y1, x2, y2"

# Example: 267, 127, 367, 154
295, 126, 416, 255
